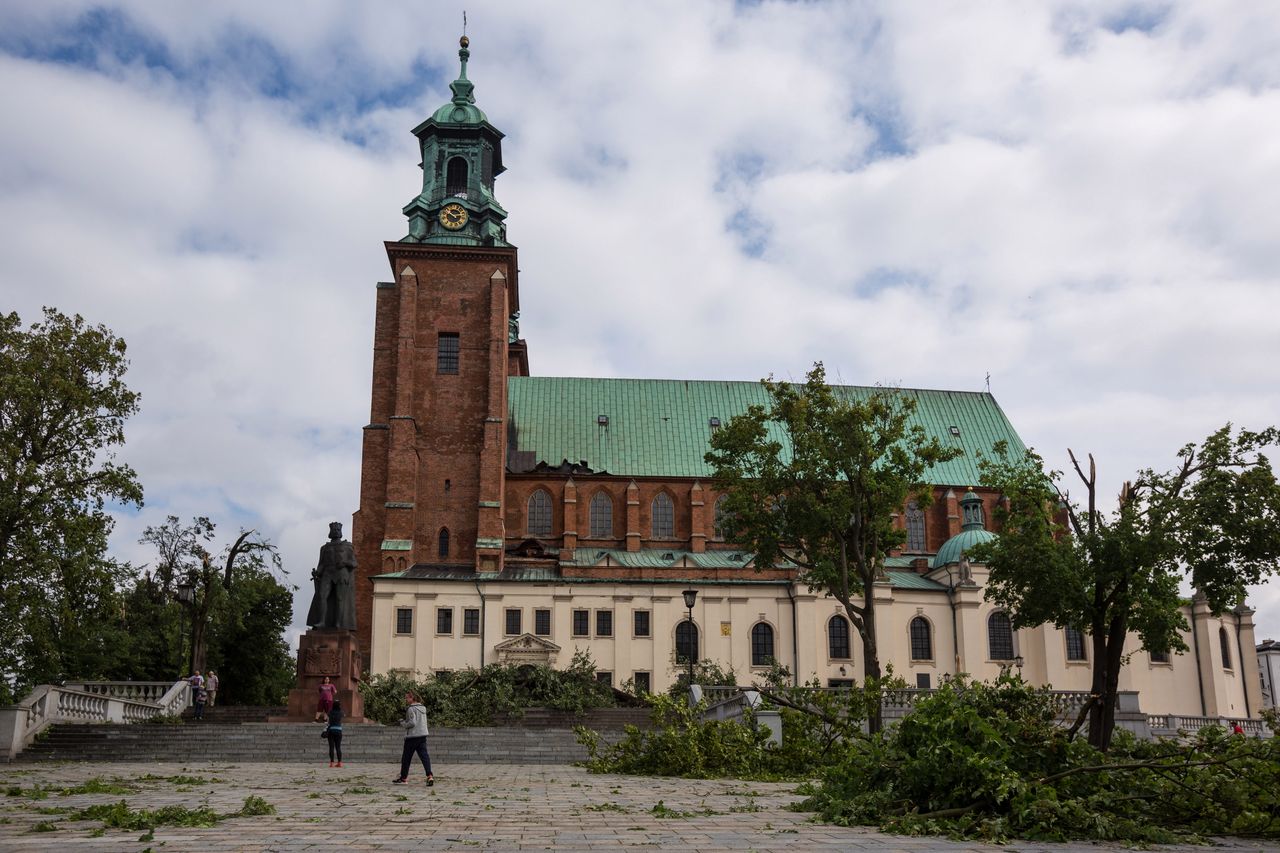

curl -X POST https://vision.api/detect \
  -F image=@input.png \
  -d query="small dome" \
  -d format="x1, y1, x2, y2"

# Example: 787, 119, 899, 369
431, 100, 487, 125
932, 527, 996, 568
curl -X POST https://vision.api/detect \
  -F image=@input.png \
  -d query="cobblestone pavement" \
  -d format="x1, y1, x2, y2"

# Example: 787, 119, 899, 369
2, 761, 1278, 852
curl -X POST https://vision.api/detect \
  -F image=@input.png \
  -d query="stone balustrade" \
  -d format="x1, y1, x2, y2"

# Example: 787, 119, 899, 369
0, 680, 190, 762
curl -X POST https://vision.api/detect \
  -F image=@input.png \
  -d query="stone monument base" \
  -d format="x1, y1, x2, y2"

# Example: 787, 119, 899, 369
271, 628, 365, 722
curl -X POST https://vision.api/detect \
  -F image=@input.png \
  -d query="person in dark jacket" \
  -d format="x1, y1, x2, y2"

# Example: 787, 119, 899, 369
325, 699, 344, 767
393, 692, 433, 785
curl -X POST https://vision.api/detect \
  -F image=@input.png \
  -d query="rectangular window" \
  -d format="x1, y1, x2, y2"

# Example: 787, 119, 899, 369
436, 608, 453, 635
534, 609, 551, 636
633, 671, 651, 694
505, 608, 521, 636
463, 608, 480, 635
828, 678, 854, 689
572, 609, 589, 637
1149, 648, 1170, 664
916, 672, 931, 690
395, 608, 413, 635
437, 332, 460, 374
595, 671, 613, 687
596, 610, 613, 637
633, 610, 651, 638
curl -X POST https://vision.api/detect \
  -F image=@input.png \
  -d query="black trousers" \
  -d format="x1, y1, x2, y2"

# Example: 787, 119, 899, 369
328, 731, 343, 762
399, 736, 432, 778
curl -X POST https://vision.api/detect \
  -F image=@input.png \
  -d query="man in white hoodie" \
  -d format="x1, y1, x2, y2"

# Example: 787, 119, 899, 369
393, 691, 434, 786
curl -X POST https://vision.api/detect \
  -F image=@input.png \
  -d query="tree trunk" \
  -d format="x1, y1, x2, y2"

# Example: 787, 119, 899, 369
190, 615, 206, 675
858, 586, 883, 734
1086, 617, 1109, 750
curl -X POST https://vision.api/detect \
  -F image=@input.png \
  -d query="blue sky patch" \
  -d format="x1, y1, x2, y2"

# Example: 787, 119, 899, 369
0, 6, 175, 75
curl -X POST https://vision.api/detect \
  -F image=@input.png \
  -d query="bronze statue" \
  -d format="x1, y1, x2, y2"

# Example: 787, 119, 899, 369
307, 522, 357, 630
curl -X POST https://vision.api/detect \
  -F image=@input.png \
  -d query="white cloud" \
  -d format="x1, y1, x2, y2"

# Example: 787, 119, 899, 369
2, 0, 1278, 646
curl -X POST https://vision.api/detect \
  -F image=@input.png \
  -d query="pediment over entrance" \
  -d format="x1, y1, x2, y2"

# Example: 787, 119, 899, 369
493, 633, 561, 666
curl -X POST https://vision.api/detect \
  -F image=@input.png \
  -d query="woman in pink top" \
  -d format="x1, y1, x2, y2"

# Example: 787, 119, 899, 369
316, 675, 337, 722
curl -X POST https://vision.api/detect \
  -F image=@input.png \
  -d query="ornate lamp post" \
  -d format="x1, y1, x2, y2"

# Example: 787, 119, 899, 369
175, 576, 195, 677
681, 588, 698, 689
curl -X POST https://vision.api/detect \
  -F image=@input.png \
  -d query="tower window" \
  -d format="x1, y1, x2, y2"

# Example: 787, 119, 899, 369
751, 622, 775, 666
906, 501, 926, 552
446, 156, 469, 196
828, 615, 851, 659
438, 333, 460, 374
438, 528, 450, 558
988, 611, 1015, 661
527, 490, 552, 537
713, 495, 728, 541
909, 616, 932, 661
1065, 627, 1088, 661
652, 493, 674, 539
1220, 627, 1232, 669
589, 491, 613, 538
675, 620, 698, 664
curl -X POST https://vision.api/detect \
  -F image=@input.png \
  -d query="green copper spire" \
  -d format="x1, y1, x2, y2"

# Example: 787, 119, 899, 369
401, 35, 509, 246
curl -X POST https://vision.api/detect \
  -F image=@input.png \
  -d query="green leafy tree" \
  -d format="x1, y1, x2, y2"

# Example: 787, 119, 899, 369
0, 308, 143, 700
139, 516, 284, 679
974, 426, 1280, 750
705, 363, 960, 732
205, 557, 295, 705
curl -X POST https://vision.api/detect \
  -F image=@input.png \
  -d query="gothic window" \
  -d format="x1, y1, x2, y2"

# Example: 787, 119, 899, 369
527, 490, 552, 537
437, 528, 449, 558
437, 332, 459, 374
828, 615, 851, 659
589, 491, 613, 538
652, 493, 674, 539
906, 501, 926, 552
446, 156, 468, 196
1220, 627, 1232, 669
675, 619, 698, 664
713, 495, 728, 540
909, 616, 932, 660
751, 622, 775, 666
1065, 627, 1088, 661
988, 611, 1015, 661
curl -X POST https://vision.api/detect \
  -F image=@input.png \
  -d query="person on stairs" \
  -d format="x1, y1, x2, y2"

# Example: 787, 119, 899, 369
393, 691, 433, 786
325, 699, 344, 767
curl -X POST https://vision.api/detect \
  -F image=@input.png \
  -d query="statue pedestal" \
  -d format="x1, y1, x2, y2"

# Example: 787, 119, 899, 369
273, 629, 364, 722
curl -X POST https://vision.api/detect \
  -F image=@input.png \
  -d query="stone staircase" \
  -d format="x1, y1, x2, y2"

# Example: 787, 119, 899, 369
17, 708, 649, 764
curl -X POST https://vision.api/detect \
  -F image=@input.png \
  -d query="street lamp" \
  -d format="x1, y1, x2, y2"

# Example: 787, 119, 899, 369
1014, 654, 1025, 675
175, 577, 194, 677
681, 589, 698, 690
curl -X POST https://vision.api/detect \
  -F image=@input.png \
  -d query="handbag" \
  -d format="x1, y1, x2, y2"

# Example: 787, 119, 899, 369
320, 727, 330, 739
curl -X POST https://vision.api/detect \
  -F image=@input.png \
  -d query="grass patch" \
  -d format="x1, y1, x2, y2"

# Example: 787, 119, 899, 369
584, 801, 629, 813
28, 820, 58, 833
343, 786, 377, 795
70, 795, 275, 831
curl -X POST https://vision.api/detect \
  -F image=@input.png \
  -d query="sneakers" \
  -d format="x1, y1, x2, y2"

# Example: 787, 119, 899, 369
329, 762, 334, 768
392, 777, 408, 784
336, 762, 343, 767
426, 775, 434, 787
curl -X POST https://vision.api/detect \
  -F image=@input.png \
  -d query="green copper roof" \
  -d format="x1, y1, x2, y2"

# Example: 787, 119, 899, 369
565, 549, 754, 569
507, 376, 1027, 484
932, 527, 997, 568
884, 570, 947, 591
431, 36, 487, 125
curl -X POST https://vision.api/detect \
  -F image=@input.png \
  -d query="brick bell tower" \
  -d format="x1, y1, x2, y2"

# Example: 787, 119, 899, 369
351, 36, 524, 657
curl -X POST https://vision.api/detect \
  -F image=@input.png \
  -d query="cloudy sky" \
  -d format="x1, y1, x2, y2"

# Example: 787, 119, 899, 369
3, 1, 1279, 649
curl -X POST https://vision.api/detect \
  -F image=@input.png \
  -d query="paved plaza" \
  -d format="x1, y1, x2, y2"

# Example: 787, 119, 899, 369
2, 760, 1278, 852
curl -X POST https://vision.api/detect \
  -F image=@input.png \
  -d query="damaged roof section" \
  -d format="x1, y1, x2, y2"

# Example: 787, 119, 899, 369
505, 376, 1027, 483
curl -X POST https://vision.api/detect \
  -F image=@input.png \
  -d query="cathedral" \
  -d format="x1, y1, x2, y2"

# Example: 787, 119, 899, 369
350, 38, 1262, 721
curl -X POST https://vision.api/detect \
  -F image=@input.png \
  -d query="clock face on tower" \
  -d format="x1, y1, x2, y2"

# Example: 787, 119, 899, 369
438, 203, 469, 230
